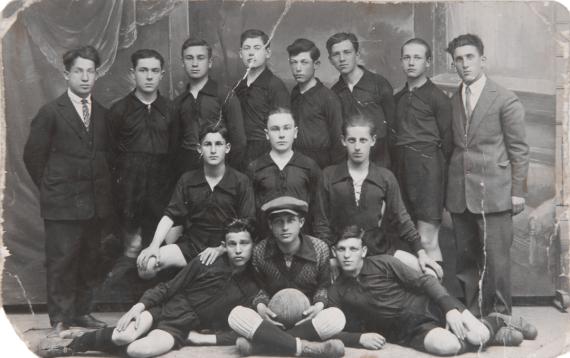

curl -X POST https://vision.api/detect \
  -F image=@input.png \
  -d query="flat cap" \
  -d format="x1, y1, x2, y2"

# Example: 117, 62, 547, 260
261, 196, 308, 217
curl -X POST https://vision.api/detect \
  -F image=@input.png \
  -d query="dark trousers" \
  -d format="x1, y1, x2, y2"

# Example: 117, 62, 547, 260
44, 218, 103, 325
451, 210, 513, 317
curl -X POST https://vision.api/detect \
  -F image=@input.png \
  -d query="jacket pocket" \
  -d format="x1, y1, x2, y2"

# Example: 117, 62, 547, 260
497, 160, 510, 168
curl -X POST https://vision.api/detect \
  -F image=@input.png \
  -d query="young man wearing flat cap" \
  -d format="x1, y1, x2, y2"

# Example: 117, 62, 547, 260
228, 196, 345, 357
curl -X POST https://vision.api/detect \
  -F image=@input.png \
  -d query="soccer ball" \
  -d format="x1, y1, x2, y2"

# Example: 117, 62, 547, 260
268, 288, 311, 328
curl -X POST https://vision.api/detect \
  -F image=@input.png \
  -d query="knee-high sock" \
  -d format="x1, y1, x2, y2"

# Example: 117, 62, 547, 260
287, 321, 319, 341
71, 327, 117, 353
252, 321, 298, 355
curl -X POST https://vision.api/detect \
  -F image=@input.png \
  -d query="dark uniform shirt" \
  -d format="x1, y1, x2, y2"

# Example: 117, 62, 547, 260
331, 66, 395, 140
393, 78, 452, 158
164, 166, 255, 257
172, 78, 246, 168
291, 79, 344, 168
235, 67, 290, 142
246, 152, 321, 236
329, 255, 463, 346
313, 162, 422, 253
139, 255, 259, 345
107, 91, 175, 155
252, 234, 330, 307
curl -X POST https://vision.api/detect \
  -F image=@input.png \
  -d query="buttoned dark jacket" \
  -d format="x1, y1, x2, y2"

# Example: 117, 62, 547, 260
331, 66, 395, 140
235, 67, 290, 142
173, 79, 246, 166
24, 92, 113, 220
314, 162, 422, 254
291, 79, 345, 167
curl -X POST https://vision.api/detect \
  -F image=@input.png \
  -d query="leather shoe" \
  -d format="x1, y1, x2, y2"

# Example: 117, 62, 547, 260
490, 326, 523, 346
37, 337, 74, 357
489, 312, 538, 340
72, 314, 107, 328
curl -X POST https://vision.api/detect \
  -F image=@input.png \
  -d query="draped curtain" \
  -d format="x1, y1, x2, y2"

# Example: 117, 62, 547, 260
2, 0, 177, 305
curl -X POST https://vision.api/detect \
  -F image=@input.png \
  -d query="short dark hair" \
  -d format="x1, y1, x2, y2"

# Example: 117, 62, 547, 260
225, 218, 255, 237
131, 49, 165, 69
336, 225, 365, 245
181, 37, 213, 58
240, 29, 270, 48
401, 38, 432, 60
326, 32, 359, 55
63, 46, 101, 71
198, 122, 230, 144
267, 107, 296, 125
286, 38, 320, 61
342, 114, 376, 137
446, 33, 484, 57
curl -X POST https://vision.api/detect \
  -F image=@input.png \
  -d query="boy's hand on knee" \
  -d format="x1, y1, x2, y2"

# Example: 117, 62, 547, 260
117, 303, 145, 332
417, 251, 443, 278
295, 302, 324, 326
257, 303, 285, 329
137, 246, 160, 270
359, 333, 386, 350
199, 245, 226, 266
446, 309, 467, 340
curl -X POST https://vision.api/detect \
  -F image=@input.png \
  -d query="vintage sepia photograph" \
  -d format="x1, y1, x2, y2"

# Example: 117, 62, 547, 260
0, 0, 569, 357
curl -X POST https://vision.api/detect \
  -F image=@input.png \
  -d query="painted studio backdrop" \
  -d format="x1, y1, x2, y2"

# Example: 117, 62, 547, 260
1, 0, 565, 305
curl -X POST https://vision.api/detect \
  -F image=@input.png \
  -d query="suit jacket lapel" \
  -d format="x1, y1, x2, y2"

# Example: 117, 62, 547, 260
467, 80, 498, 144
56, 93, 88, 140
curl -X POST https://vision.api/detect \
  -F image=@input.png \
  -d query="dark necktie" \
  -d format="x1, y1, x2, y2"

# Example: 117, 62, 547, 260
464, 86, 472, 130
81, 98, 90, 130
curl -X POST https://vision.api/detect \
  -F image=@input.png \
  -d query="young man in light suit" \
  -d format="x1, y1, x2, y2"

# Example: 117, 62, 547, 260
445, 34, 529, 317
24, 46, 113, 333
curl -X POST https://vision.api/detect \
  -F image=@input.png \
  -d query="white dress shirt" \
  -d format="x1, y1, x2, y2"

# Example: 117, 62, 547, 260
67, 88, 92, 121
461, 74, 487, 116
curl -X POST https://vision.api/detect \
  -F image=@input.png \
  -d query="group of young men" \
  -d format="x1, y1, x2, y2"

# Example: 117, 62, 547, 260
27, 27, 534, 358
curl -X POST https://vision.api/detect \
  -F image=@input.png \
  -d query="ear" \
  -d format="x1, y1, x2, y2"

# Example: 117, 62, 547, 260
481, 55, 487, 68
331, 247, 338, 258
225, 142, 231, 154
362, 245, 368, 258
293, 126, 298, 139
197, 147, 202, 155
63, 70, 70, 81
341, 135, 347, 147
370, 134, 377, 147
208, 57, 213, 69
299, 217, 305, 228
264, 128, 270, 141
314, 60, 321, 69
220, 240, 227, 248
426, 58, 432, 68
266, 48, 272, 59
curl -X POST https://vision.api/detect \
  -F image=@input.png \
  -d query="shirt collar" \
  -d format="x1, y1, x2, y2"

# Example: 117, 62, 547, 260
291, 78, 323, 100
462, 73, 487, 97
199, 78, 219, 97
238, 67, 274, 90
402, 78, 434, 103
67, 88, 91, 105
184, 166, 238, 192
128, 91, 169, 116
251, 152, 314, 172
329, 162, 386, 188
264, 234, 318, 263
335, 66, 375, 93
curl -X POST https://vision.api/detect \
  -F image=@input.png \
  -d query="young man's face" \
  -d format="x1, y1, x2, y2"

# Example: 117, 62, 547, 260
182, 45, 212, 80
64, 57, 97, 98
342, 125, 376, 164
132, 57, 164, 95
265, 112, 297, 153
334, 238, 367, 273
452, 45, 485, 85
225, 231, 253, 268
401, 43, 430, 80
329, 39, 358, 75
269, 213, 304, 246
289, 51, 317, 85
240, 37, 270, 70
198, 132, 230, 166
